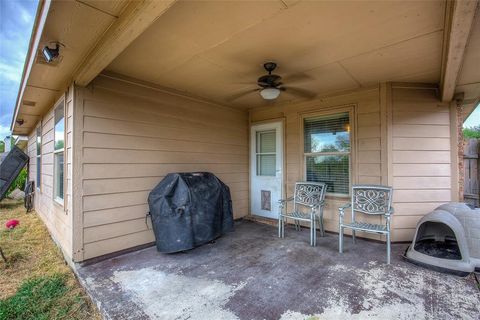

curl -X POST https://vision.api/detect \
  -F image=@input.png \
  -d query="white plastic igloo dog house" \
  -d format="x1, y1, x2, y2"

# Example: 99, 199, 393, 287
406, 203, 480, 275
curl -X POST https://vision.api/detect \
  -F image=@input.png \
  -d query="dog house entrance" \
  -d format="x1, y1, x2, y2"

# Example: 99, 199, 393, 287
413, 222, 461, 260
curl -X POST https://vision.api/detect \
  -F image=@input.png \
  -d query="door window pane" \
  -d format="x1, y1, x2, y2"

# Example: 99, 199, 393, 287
257, 131, 276, 153
256, 130, 276, 176
257, 154, 276, 176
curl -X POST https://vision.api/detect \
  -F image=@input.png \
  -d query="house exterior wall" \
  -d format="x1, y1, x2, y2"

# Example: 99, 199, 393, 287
74, 75, 249, 261
390, 84, 453, 241
250, 87, 386, 240
249, 83, 455, 242
27, 85, 75, 260
25, 79, 456, 261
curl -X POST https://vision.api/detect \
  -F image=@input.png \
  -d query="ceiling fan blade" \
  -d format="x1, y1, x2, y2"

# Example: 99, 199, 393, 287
283, 72, 314, 84
232, 81, 256, 85
281, 86, 317, 99
226, 88, 260, 102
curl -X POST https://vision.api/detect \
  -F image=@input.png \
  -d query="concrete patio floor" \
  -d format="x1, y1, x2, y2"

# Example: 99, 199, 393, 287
77, 220, 480, 320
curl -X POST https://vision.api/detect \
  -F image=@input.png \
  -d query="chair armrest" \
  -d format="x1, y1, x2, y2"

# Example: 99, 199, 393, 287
278, 196, 294, 209
304, 200, 325, 209
338, 203, 351, 216
385, 207, 394, 217
278, 196, 294, 204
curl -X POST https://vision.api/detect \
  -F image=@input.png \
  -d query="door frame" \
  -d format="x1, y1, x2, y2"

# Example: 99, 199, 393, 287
249, 119, 285, 219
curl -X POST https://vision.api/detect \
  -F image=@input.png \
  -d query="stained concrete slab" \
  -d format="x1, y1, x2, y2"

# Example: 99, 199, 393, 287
76, 220, 480, 320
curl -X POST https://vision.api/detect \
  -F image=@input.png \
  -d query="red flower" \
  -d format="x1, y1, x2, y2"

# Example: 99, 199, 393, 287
5, 219, 19, 229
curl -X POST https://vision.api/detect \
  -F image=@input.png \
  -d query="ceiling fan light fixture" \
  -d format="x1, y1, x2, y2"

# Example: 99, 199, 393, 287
260, 87, 281, 100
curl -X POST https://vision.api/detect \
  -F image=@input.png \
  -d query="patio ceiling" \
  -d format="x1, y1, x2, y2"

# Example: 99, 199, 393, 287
10, 0, 130, 136
107, 0, 446, 109
10, 0, 480, 135
455, 3, 480, 119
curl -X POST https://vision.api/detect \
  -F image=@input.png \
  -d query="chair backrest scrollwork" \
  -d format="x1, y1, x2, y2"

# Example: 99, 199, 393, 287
351, 185, 393, 218
293, 182, 327, 212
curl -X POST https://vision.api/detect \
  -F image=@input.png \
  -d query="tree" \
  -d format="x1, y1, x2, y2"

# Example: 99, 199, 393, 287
463, 125, 480, 139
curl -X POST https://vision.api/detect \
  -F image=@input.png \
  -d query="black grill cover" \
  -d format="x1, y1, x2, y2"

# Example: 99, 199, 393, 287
148, 172, 234, 253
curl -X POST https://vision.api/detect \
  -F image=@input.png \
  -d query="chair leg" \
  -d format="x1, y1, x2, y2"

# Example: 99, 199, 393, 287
310, 220, 314, 247
278, 216, 282, 238
295, 220, 301, 231
281, 217, 285, 238
313, 218, 317, 246
387, 232, 391, 265
352, 230, 356, 244
319, 215, 325, 237
339, 226, 344, 253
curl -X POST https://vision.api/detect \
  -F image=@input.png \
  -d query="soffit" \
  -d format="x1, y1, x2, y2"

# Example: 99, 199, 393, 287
456, 4, 480, 106
107, 0, 446, 109
14, 0, 128, 135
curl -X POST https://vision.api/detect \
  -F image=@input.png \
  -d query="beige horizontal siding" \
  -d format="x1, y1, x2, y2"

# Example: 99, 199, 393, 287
83, 230, 155, 260
27, 86, 74, 259
391, 87, 452, 241
249, 85, 454, 242
83, 163, 248, 179
392, 124, 450, 137
250, 87, 384, 240
393, 137, 450, 150
77, 76, 249, 260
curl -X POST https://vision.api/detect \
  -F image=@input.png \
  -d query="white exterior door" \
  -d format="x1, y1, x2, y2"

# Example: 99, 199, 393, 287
250, 121, 283, 219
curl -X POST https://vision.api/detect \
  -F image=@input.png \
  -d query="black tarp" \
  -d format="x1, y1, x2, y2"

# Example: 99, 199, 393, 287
148, 172, 234, 253
0, 146, 29, 201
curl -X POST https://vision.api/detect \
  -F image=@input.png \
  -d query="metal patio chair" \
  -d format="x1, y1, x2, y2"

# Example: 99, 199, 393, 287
338, 185, 394, 264
278, 182, 327, 246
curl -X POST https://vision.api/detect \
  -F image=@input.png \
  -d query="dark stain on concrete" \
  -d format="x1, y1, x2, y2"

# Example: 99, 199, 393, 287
76, 220, 480, 320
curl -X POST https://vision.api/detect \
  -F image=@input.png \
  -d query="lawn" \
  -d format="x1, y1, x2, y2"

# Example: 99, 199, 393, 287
0, 199, 100, 320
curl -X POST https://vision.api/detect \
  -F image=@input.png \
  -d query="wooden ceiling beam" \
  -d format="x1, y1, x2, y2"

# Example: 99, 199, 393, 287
440, 0, 478, 102
73, 0, 177, 87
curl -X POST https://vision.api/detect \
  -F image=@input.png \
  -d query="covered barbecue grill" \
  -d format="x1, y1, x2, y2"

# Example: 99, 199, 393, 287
148, 172, 234, 253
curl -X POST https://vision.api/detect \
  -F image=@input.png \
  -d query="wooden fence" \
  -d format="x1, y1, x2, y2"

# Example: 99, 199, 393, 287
464, 139, 479, 207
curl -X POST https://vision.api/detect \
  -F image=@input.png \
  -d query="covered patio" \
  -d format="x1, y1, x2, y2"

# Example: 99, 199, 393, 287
77, 221, 480, 320
8, 1, 480, 318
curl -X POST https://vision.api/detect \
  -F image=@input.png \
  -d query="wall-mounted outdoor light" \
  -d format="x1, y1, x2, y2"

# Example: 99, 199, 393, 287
42, 43, 60, 63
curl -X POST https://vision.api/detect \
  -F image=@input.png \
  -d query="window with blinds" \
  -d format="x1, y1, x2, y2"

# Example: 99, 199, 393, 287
304, 112, 351, 195
36, 126, 41, 190
256, 130, 276, 176
53, 101, 65, 203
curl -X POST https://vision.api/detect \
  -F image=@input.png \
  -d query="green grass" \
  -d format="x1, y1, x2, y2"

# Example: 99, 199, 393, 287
0, 200, 100, 320
0, 274, 79, 320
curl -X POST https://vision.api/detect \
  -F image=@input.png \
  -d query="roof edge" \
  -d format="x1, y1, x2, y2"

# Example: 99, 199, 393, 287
10, 0, 51, 133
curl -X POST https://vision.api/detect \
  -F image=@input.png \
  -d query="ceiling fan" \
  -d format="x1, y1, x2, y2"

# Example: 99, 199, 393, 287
228, 62, 316, 102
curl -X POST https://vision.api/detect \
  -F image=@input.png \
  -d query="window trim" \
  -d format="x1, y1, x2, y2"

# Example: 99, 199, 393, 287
36, 124, 42, 191
53, 97, 66, 206
300, 105, 356, 198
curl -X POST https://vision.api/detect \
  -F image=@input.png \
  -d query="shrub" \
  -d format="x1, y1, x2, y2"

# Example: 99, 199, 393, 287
463, 125, 480, 139
7, 168, 27, 196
